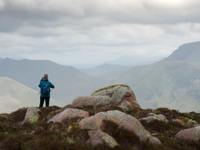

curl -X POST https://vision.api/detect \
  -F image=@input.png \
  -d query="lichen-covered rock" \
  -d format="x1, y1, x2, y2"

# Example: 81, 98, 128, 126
175, 126, 200, 141
22, 107, 40, 124
172, 119, 185, 126
91, 85, 140, 110
79, 110, 150, 142
72, 96, 112, 107
188, 119, 198, 126
139, 114, 168, 123
148, 113, 156, 116
88, 130, 119, 148
148, 136, 161, 145
47, 108, 89, 123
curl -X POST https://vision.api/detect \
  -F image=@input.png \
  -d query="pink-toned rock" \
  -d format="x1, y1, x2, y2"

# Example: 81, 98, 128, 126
92, 86, 140, 110
139, 114, 168, 123
72, 96, 112, 107
148, 136, 161, 145
148, 113, 156, 116
47, 108, 89, 123
79, 110, 150, 142
188, 119, 198, 126
88, 130, 119, 148
172, 119, 185, 126
175, 126, 200, 141
22, 107, 40, 124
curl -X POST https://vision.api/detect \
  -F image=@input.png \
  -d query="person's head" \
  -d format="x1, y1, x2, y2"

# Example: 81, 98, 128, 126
43, 74, 48, 81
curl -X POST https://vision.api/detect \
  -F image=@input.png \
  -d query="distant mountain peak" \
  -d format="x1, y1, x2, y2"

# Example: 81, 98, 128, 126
161, 41, 200, 63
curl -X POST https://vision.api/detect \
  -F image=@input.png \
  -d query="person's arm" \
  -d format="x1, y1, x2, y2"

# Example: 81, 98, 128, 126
50, 82, 55, 88
38, 81, 42, 88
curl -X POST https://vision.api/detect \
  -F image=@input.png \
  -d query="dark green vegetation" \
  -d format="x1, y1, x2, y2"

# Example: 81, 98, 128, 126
1, 106, 200, 150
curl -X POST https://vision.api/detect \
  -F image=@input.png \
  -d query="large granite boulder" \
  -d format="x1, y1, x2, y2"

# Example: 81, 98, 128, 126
175, 126, 200, 142
22, 107, 40, 124
88, 130, 119, 148
47, 108, 89, 123
72, 96, 112, 107
91, 85, 140, 110
79, 110, 151, 142
139, 114, 168, 123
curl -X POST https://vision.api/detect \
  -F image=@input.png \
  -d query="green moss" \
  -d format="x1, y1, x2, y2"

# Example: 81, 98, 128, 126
91, 84, 129, 96
155, 110, 161, 115
78, 106, 84, 109
182, 117, 190, 123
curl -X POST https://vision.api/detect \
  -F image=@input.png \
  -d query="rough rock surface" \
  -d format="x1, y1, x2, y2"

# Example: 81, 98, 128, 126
88, 130, 119, 148
148, 113, 156, 116
79, 110, 151, 142
22, 107, 40, 124
148, 136, 161, 145
139, 114, 168, 123
188, 119, 198, 126
175, 126, 200, 141
92, 86, 140, 110
72, 96, 112, 107
47, 108, 89, 123
171, 119, 185, 126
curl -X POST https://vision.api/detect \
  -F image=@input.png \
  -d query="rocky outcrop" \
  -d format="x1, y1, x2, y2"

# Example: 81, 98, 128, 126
139, 114, 168, 123
91, 85, 140, 110
22, 107, 40, 124
47, 108, 89, 123
79, 110, 151, 142
171, 119, 185, 126
72, 96, 112, 107
175, 126, 200, 141
88, 130, 119, 148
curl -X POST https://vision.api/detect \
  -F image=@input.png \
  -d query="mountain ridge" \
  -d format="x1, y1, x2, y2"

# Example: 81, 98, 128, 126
0, 58, 110, 103
114, 61, 200, 112
161, 41, 200, 63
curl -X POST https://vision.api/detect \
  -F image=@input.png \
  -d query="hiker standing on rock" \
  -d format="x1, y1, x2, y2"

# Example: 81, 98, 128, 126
38, 74, 55, 107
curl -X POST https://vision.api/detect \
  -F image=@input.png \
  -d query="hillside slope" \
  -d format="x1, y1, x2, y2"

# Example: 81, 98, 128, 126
114, 61, 200, 112
0, 77, 65, 113
161, 41, 200, 63
105, 55, 163, 65
80, 63, 132, 79
0, 58, 110, 103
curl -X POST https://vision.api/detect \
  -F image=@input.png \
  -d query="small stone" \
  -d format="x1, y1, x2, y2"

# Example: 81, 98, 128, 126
88, 130, 119, 148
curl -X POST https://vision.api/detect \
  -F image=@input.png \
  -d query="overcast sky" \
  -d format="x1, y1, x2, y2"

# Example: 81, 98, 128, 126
0, 0, 200, 65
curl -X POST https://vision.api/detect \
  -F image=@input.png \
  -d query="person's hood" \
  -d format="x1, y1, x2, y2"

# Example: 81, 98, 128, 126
41, 79, 49, 81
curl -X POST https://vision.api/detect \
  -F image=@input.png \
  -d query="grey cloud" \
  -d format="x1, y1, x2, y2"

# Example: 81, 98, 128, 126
1, 0, 200, 64
1, 0, 200, 32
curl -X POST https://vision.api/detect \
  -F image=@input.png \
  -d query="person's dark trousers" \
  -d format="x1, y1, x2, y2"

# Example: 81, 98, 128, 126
39, 97, 50, 107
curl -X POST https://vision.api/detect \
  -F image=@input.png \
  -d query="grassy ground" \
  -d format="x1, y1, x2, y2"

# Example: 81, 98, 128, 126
0, 105, 200, 150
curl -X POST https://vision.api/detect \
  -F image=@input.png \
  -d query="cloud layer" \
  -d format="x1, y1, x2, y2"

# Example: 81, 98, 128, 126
0, 0, 200, 64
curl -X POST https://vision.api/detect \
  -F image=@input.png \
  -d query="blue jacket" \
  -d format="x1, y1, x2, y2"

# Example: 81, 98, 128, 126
38, 79, 55, 97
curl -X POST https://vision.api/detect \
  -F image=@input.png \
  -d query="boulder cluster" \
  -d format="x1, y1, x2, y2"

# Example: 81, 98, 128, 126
21, 85, 200, 148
